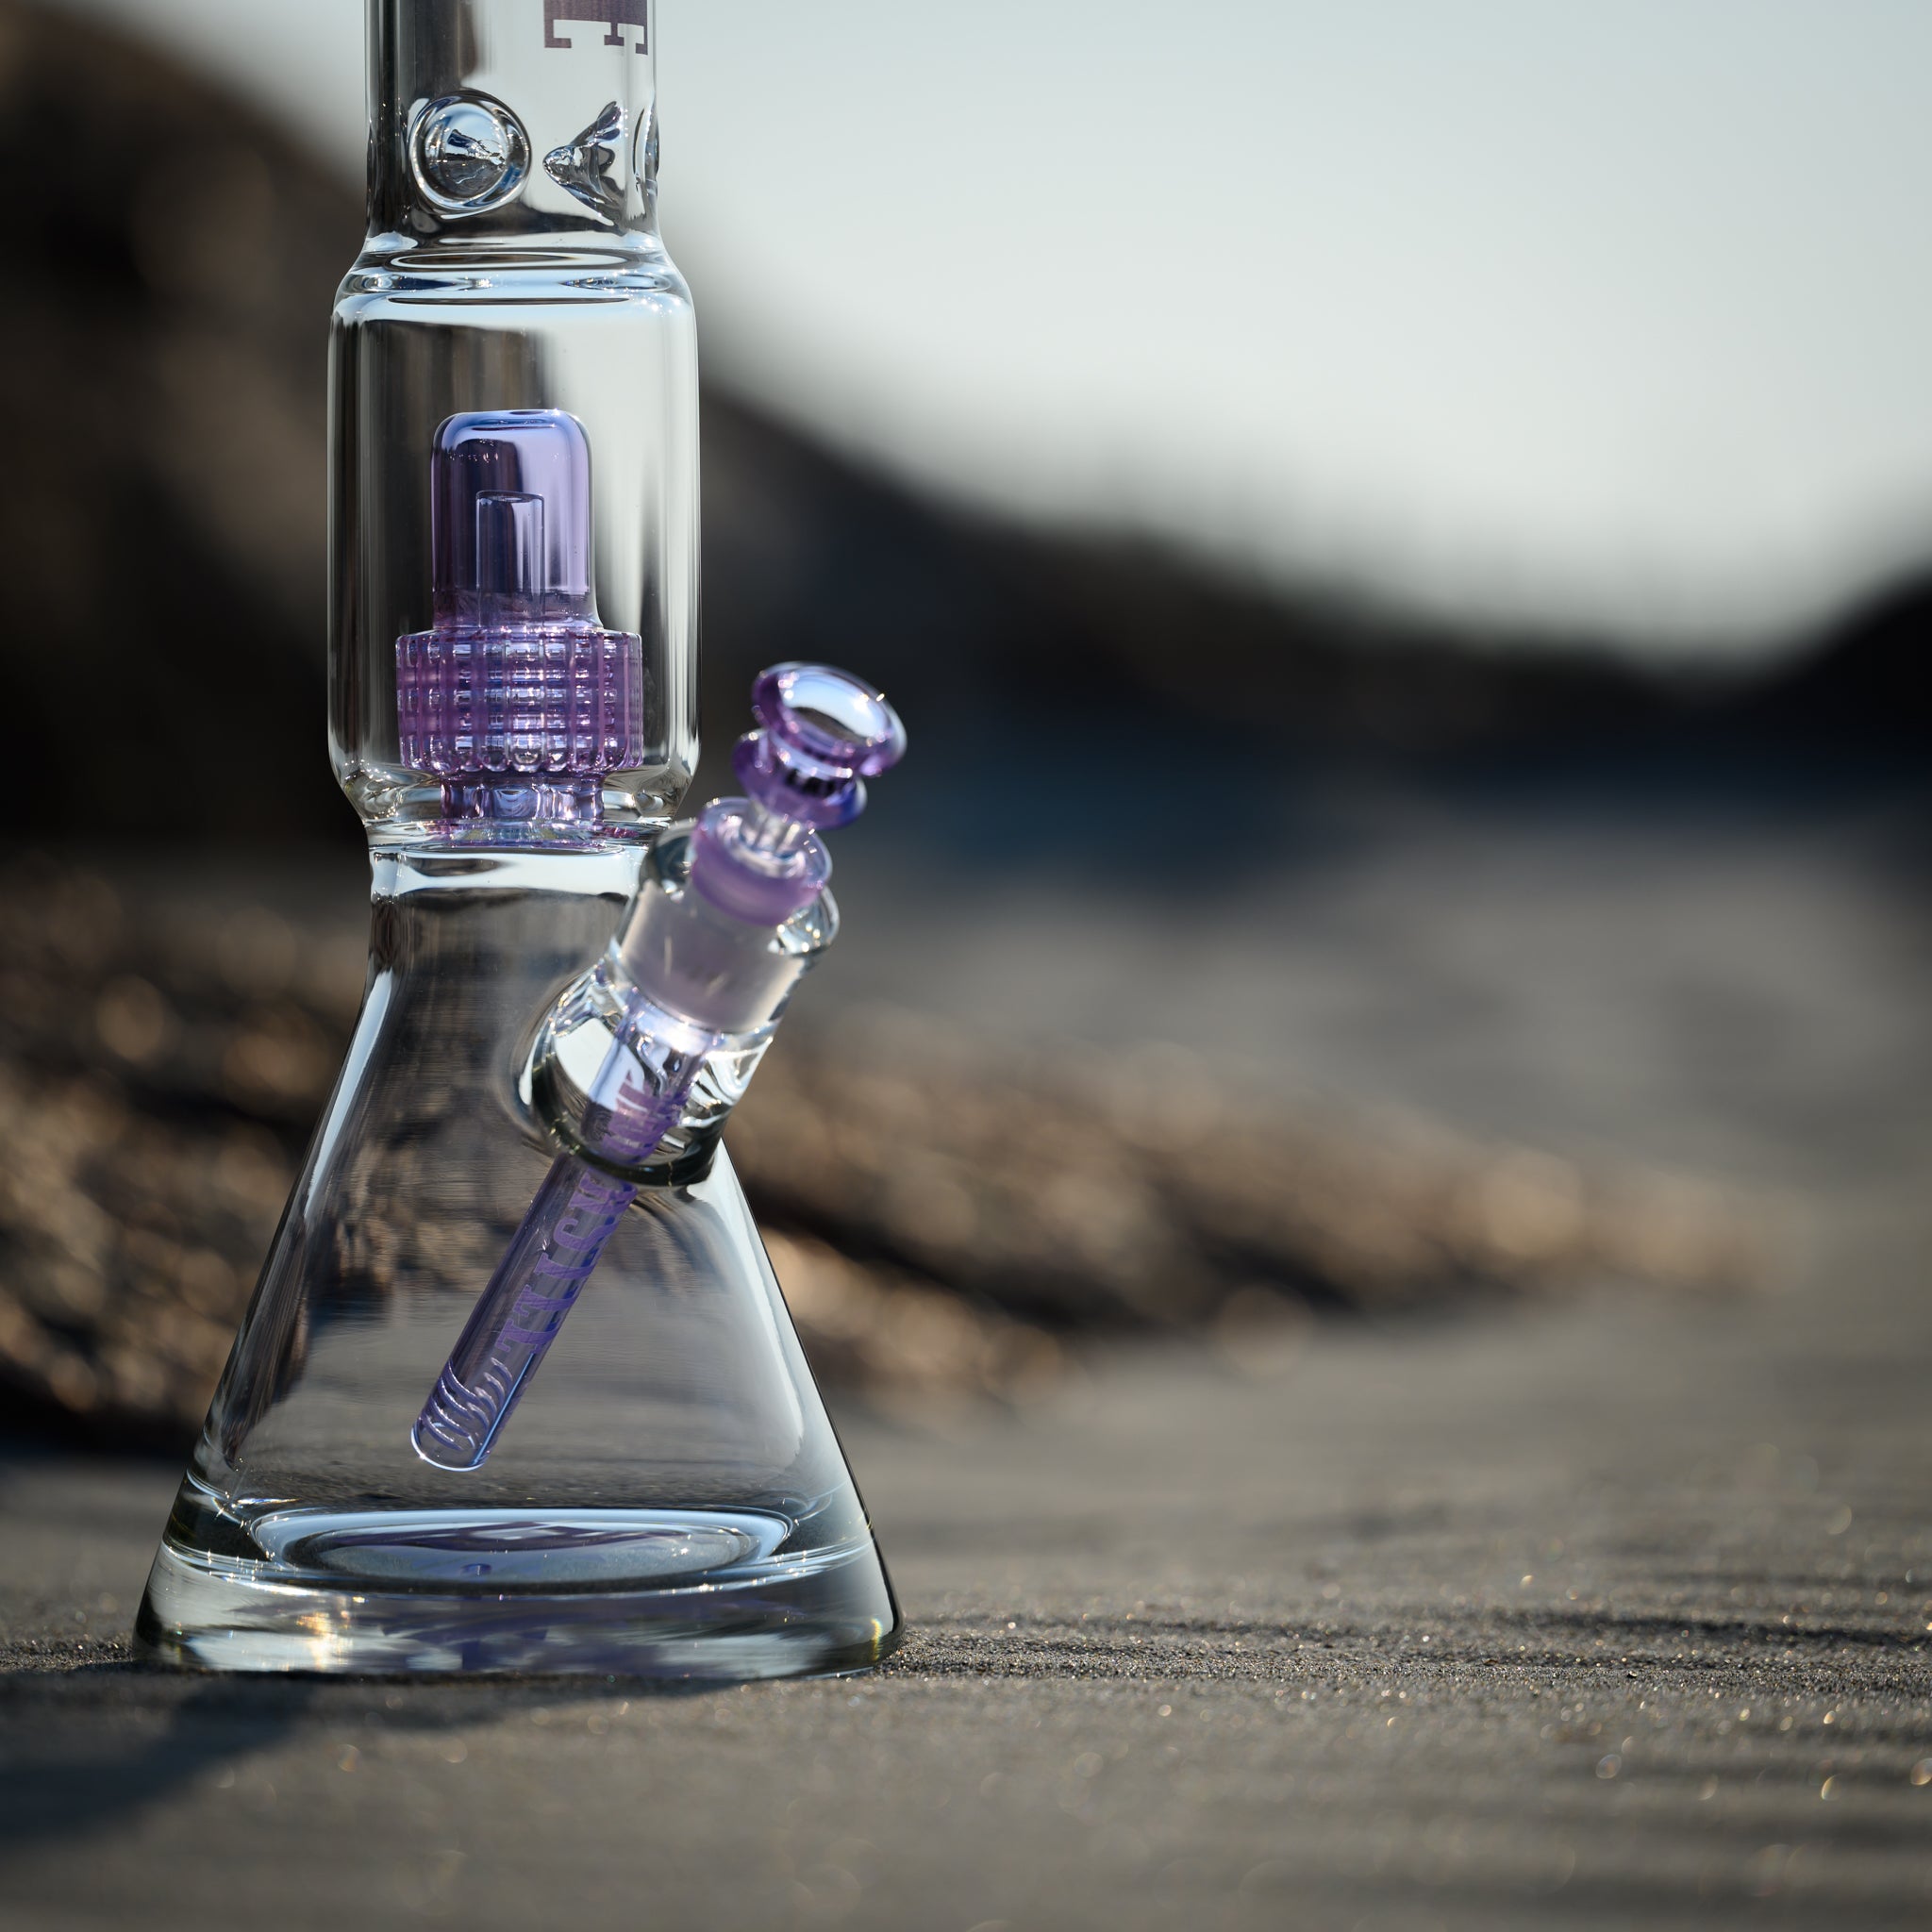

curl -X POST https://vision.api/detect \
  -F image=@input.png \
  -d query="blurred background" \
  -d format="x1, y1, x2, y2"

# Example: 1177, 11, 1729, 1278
2, 0, 1927, 1446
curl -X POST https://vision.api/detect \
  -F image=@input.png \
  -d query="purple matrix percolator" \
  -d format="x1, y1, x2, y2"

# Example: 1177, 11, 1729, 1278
395, 410, 646, 828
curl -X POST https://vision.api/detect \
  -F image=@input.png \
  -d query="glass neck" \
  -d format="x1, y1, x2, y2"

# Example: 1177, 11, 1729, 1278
369, 0, 660, 249
371, 845, 645, 908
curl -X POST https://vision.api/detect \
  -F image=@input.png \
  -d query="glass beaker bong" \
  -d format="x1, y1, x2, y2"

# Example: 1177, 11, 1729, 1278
134, 0, 905, 1678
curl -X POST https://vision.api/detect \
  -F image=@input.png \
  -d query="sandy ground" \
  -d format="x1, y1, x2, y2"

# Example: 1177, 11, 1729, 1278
2, 796, 1929, 1929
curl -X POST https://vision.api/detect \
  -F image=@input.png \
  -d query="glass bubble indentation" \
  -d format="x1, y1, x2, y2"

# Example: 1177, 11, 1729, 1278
410, 92, 531, 216
634, 98, 658, 190
545, 100, 627, 224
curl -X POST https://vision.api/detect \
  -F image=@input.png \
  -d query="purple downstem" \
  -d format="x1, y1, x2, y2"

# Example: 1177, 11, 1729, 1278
411, 1043, 691, 1472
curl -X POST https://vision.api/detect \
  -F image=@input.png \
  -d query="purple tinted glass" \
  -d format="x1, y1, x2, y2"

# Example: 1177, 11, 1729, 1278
690, 663, 906, 923
413, 1036, 696, 1473
411, 1157, 641, 1472
738, 663, 905, 832
396, 630, 646, 783
689, 804, 832, 924
431, 410, 593, 622
751, 663, 908, 777
397, 410, 646, 822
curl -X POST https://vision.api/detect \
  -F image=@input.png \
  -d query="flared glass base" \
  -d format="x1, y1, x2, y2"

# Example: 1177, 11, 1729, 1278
137, 1498, 899, 1678
132, 852, 902, 1682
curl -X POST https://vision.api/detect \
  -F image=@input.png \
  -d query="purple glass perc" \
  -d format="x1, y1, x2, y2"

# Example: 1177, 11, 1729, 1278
396, 410, 646, 828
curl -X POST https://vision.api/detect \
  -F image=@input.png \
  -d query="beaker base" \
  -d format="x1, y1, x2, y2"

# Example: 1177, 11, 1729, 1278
134, 1504, 902, 1679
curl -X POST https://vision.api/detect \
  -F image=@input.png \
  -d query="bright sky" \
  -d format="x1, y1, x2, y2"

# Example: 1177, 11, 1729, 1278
52, 0, 1932, 653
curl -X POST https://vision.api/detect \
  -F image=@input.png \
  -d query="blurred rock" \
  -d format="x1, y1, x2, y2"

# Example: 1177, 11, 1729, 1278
732, 1012, 1771, 1334
760, 1231, 1067, 1426
0, 863, 1772, 1449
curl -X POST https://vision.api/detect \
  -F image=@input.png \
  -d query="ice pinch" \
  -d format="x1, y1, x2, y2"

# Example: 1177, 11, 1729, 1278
412, 661, 907, 1470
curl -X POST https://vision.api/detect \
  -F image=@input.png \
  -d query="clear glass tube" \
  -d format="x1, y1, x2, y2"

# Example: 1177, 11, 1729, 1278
331, 0, 697, 843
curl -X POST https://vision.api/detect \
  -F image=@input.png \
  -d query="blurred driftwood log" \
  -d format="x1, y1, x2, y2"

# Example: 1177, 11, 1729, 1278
0, 866, 1768, 1447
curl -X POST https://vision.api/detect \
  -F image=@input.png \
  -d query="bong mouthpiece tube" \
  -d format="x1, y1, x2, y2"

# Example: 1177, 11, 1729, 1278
411, 662, 907, 1470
